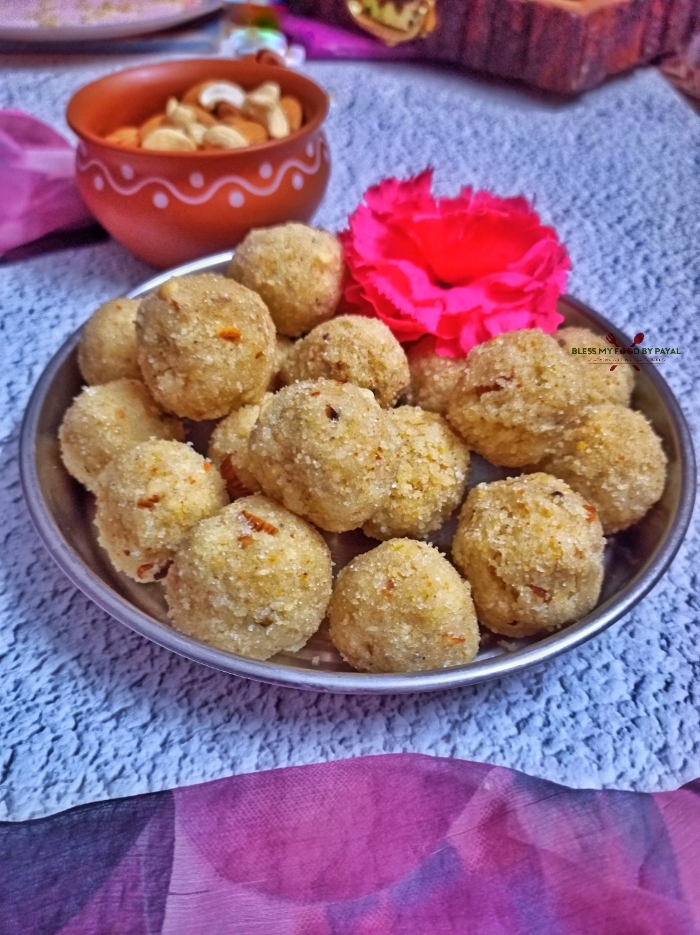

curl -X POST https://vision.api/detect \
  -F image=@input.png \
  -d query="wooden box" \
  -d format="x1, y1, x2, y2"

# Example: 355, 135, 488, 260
286, 0, 700, 94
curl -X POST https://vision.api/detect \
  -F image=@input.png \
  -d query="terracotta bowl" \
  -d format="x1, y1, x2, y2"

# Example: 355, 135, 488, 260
66, 59, 331, 268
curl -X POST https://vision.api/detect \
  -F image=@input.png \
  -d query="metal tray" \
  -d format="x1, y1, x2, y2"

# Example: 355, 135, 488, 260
19, 252, 697, 693
0, 1, 222, 43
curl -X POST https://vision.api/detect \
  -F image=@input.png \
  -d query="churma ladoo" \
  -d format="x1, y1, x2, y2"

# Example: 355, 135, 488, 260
208, 394, 272, 498
446, 329, 585, 467
78, 298, 141, 386
165, 495, 332, 660
405, 335, 468, 414
59, 379, 184, 493
452, 473, 605, 637
94, 439, 228, 582
136, 273, 276, 421
363, 407, 470, 540
227, 223, 344, 337
537, 404, 667, 534
555, 326, 635, 407
247, 379, 398, 532
287, 315, 410, 408
328, 539, 480, 673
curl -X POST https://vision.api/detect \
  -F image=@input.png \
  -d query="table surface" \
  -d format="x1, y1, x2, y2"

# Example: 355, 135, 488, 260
1, 41, 699, 821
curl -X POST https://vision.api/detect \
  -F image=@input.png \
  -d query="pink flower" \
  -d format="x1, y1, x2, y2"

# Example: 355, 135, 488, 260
340, 170, 569, 357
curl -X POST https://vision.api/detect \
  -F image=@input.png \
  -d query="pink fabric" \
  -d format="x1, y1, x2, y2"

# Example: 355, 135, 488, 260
2, 753, 699, 934
0, 110, 93, 257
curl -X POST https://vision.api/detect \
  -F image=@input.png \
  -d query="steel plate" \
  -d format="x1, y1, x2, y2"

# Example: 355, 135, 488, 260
19, 252, 697, 693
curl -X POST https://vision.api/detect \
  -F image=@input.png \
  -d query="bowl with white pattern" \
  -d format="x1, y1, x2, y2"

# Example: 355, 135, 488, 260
66, 58, 331, 268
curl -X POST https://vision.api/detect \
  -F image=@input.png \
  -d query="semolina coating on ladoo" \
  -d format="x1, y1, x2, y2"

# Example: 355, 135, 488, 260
446, 329, 585, 467
208, 394, 273, 498
452, 472, 605, 638
287, 315, 410, 408
328, 539, 480, 673
94, 439, 228, 582
136, 273, 275, 421
555, 327, 634, 407
78, 297, 141, 385
165, 495, 332, 661
247, 379, 398, 532
226, 223, 344, 337
58, 379, 184, 494
363, 407, 470, 540
405, 335, 467, 415
537, 404, 667, 534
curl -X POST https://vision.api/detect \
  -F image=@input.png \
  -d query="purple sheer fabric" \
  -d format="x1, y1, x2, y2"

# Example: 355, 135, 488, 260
1, 753, 699, 934
282, 12, 423, 61
0, 110, 93, 257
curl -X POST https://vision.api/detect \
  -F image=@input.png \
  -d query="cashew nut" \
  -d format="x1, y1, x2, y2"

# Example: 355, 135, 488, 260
243, 99, 290, 139
199, 81, 247, 112
185, 122, 207, 146
142, 127, 197, 152
104, 83, 303, 151
246, 82, 281, 106
138, 113, 166, 143
222, 115, 269, 145
202, 124, 249, 150
182, 80, 219, 106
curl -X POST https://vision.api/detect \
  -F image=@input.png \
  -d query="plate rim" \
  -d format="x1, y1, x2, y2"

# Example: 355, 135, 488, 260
19, 258, 697, 694
0, 0, 223, 43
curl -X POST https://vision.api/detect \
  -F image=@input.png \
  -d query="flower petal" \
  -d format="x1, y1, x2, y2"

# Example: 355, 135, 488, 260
342, 173, 569, 357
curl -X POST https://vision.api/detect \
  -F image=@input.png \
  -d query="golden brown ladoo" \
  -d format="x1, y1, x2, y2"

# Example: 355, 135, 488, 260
59, 379, 183, 494
555, 326, 635, 407
247, 379, 398, 532
78, 298, 141, 386
94, 439, 228, 582
59, 208, 662, 675
537, 403, 667, 534
363, 407, 470, 540
136, 273, 275, 420
405, 335, 468, 414
208, 394, 273, 498
227, 223, 344, 337
285, 315, 410, 408
452, 473, 605, 637
328, 539, 480, 673
166, 496, 332, 661
446, 329, 585, 467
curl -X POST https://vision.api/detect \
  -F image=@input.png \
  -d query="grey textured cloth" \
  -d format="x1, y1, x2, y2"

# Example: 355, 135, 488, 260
0, 57, 698, 821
